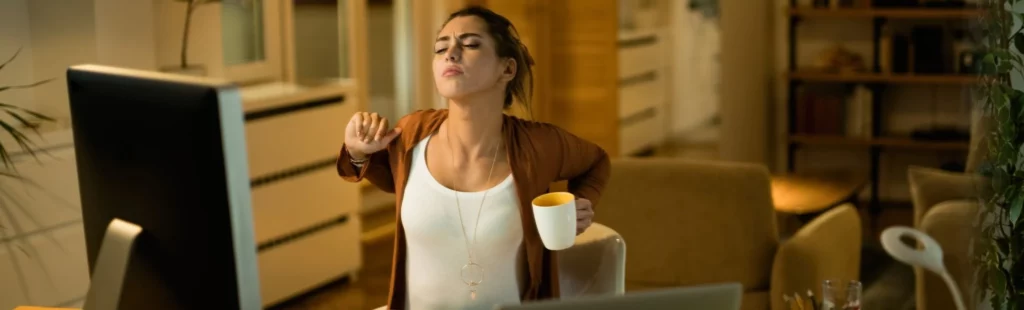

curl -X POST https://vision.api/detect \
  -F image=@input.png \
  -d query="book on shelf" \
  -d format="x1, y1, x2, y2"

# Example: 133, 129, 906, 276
794, 86, 872, 138
844, 85, 873, 139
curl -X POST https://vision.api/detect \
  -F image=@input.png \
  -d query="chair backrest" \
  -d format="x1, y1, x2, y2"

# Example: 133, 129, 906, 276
965, 103, 990, 173
558, 222, 626, 298
594, 158, 779, 292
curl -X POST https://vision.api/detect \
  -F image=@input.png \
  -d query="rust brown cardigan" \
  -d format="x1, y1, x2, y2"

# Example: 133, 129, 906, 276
336, 109, 610, 309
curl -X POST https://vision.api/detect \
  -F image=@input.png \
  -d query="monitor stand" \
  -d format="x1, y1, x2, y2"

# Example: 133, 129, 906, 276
82, 218, 143, 310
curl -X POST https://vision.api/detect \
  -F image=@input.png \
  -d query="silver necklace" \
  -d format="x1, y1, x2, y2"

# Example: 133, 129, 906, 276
446, 123, 501, 301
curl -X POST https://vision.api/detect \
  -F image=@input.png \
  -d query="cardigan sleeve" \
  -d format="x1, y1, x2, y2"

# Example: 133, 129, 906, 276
336, 144, 396, 193
546, 125, 611, 208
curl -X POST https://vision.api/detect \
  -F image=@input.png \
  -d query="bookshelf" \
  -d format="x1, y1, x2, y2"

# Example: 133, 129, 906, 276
784, 3, 978, 216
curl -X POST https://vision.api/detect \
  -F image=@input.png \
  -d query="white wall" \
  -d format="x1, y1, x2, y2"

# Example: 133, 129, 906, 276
669, 0, 721, 137
719, 0, 772, 165
0, 0, 161, 133
294, 4, 341, 80
0, 0, 37, 113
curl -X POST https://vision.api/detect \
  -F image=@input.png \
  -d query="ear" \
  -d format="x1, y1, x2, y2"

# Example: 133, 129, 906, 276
500, 58, 517, 83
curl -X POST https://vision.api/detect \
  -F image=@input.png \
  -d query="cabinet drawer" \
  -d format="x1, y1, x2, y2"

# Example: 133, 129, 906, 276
618, 34, 664, 79
251, 167, 359, 243
619, 69, 665, 119
244, 97, 354, 179
619, 106, 664, 156
257, 215, 361, 307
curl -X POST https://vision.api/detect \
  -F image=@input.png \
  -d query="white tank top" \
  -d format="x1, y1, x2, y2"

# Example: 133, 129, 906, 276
401, 135, 526, 310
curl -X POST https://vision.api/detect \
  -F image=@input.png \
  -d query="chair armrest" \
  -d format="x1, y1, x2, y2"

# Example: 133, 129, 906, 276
770, 204, 862, 310
908, 166, 985, 228
558, 222, 627, 298
917, 200, 979, 310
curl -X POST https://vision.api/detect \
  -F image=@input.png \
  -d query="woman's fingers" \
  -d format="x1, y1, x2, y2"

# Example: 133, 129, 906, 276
361, 113, 372, 140
352, 112, 365, 139
365, 113, 380, 143
375, 117, 389, 142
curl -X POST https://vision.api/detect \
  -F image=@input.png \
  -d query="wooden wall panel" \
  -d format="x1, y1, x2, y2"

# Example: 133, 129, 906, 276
546, 0, 619, 156
483, 0, 619, 156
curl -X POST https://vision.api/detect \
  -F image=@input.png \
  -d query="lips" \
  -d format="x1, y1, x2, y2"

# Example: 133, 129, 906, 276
442, 67, 463, 77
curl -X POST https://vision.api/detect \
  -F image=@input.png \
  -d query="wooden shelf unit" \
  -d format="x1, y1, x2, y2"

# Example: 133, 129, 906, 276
787, 8, 983, 19
789, 135, 970, 151
784, 5, 978, 216
787, 71, 978, 84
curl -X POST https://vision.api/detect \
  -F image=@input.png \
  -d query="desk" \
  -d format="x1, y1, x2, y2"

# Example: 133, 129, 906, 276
771, 171, 867, 222
14, 307, 79, 310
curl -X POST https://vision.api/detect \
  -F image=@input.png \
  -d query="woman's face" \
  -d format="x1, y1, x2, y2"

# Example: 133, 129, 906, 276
433, 16, 514, 102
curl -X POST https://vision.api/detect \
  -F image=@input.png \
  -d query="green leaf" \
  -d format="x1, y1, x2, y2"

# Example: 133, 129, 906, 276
0, 47, 21, 73
1013, 193, 1024, 224
1000, 61, 1015, 74
0, 78, 53, 93
993, 267, 1008, 295
0, 102, 55, 121
995, 165, 1011, 193
998, 237, 1011, 256
1015, 33, 1024, 54
994, 50, 1014, 60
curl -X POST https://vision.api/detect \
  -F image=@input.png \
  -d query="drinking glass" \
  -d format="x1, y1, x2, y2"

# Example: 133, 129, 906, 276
822, 279, 862, 310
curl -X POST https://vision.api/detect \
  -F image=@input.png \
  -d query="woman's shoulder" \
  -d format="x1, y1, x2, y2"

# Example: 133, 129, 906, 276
396, 109, 446, 127
502, 114, 573, 138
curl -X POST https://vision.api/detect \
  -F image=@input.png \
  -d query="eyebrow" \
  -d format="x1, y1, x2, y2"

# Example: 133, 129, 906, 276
436, 33, 483, 43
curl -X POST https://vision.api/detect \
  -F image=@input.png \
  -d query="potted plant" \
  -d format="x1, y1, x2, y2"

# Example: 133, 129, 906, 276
974, 0, 1024, 309
161, 0, 222, 76
0, 48, 58, 252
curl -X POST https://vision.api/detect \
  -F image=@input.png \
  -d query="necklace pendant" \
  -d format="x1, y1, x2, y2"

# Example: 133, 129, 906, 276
470, 289, 477, 300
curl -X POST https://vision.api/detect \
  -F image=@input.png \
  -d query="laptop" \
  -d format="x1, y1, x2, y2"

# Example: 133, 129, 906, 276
494, 282, 743, 310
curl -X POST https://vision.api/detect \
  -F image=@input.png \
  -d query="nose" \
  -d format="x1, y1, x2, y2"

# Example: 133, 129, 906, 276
445, 45, 461, 63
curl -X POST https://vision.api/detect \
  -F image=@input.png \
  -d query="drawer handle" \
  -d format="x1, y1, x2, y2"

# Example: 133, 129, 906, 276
257, 214, 349, 252
620, 107, 657, 127
250, 157, 337, 188
244, 95, 345, 122
620, 71, 657, 87
618, 35, 658, 48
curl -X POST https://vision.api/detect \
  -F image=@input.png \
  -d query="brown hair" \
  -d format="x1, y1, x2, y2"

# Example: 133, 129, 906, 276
443, 6, 534, 110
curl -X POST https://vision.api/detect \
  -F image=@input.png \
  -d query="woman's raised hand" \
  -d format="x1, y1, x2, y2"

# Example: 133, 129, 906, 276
345, 112, 402, 160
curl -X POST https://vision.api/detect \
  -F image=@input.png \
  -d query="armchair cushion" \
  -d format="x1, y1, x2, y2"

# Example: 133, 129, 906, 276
770, 204, 861, 310
907, 166, 984, 228
595, 158, 779, 292
917, 200, 978, 310
557, 223, 626, 298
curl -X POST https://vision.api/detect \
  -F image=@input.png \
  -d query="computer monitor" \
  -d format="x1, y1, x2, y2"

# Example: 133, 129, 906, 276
67, 64, 262, 310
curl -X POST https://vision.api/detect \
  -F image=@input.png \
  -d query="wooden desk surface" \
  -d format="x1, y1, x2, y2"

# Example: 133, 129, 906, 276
771, 171, 867, 215
14, 307, 80, 310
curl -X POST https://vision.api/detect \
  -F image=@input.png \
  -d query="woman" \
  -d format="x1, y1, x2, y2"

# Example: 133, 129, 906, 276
337, 6, 610, 310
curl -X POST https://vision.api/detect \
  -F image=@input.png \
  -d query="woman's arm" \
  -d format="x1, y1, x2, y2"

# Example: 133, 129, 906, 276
549, 126, 611, 208
336, 145, 396, 193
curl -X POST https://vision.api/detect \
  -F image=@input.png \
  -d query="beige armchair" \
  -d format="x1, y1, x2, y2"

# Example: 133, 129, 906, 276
594, 158, 862, 310
906, 106, 988, 310
908, 167, 983, 310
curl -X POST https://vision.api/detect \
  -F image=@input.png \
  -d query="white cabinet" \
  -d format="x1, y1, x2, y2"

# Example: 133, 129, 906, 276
618, 29, 671, 156
240, 79, 362, 307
